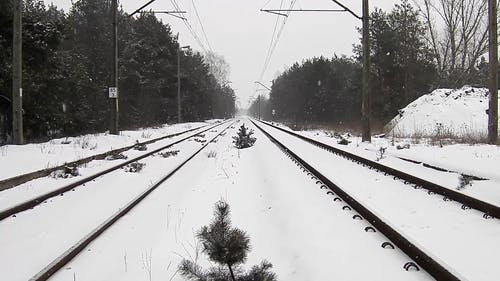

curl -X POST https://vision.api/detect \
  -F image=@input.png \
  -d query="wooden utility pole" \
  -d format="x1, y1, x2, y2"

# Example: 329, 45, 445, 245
177, 44, 182, 123
361, 0, 371, 142
109, 0, 119, 135
12, 0, 23, 144
261, 1, 370, 140
258, 95, 261, 120
489, 0, 498, 144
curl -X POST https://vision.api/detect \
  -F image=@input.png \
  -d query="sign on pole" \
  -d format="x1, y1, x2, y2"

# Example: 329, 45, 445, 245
109, 87, 118, 99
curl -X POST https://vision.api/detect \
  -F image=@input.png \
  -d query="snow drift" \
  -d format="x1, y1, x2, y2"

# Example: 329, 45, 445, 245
385, 86, 500, 138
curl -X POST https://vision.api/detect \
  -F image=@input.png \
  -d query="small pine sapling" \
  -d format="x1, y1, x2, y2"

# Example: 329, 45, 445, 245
179, 201, 276, 281
233, 124, 256, 149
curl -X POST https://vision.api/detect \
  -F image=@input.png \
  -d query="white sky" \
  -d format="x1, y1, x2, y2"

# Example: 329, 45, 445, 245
43, 0, 398, 108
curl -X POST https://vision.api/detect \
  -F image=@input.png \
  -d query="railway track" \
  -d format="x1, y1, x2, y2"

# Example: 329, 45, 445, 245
3, 119, 496, 280
256, 119, 500, 219
252, 119, 476, 281
39, 119, 434, 281
0, 123, 211, 192
21, 120, 236, 281
0, 121, 229, 221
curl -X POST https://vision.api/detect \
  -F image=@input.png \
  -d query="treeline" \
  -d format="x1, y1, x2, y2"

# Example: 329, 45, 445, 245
250, 56, 361, 124
250, 0, 489, 126
0, 0, 235, 143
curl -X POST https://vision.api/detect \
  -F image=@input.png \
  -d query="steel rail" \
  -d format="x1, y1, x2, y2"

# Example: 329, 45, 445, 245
0, 123, 210, 191
0, 121, 229, 221
251, 119, 463, 281
257, 119, 500, 219
29, 120, 236, 281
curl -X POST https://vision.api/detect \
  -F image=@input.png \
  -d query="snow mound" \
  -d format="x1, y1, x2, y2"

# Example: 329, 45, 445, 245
385, 86, 499, 138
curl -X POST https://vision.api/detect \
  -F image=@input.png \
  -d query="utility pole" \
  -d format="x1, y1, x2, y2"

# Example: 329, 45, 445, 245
12, 0, 23, 144
261, 1, 371, 141
177, 44, 182, 123
109, 0, 119, 135
177, 42, 190, 123
361, 0, 371, 142
254, 81, 271, 120
488, 0, 498, 144
258, 95, 261, 120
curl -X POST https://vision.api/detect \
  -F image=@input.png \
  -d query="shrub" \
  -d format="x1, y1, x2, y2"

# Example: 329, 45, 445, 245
179, 201, 276, 281
458, 174, 474, 190
232, 124, 256, 149
160, 150, 180, 158
50, 165, 79, 178
207, 150, 217, 158
122, 162, 145, 173
133, 141, 147, 151
337, 138, 350, 145
376, 147, 387, 161
105, 152, 128, 160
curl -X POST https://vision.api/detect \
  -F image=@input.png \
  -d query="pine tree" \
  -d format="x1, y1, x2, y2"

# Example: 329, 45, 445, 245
179, 201, 276, 281
232, 124, 256, 149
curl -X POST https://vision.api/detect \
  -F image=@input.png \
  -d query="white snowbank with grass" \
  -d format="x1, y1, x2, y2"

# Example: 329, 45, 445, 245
386, 86, 499, 139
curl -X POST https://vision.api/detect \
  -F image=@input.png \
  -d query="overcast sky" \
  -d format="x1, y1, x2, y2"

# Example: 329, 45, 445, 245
43, 0, 398, 108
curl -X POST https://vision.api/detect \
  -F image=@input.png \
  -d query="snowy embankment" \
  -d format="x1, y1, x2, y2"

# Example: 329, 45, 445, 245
385, 86, 499, 139
0, 121, 217, 181
278, 86, 500, 203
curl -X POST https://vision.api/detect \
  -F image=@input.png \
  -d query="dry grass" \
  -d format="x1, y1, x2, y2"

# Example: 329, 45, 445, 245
390, 122, 489, 146
281, 119, 388, 136
207, 150, 217, 158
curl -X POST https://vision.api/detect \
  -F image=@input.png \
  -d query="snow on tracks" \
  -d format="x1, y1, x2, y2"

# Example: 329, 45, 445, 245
0, 121, 235, 281
255, 119, 500, 281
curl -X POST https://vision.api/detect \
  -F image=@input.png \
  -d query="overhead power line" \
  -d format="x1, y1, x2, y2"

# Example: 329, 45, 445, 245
330, 0, 362, 20
139, 11, 187, 20
170, 0, 208, 53
263, 0, 285, 76
132, 0, 212, 54
258, 0, 297, 82
191, 0, 213, 53
258, 0, 373, 142
129, 0, 159, 17
261, 9, 345, 15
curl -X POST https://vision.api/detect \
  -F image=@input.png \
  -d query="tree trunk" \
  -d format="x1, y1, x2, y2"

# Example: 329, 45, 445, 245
228, 264, 237, 281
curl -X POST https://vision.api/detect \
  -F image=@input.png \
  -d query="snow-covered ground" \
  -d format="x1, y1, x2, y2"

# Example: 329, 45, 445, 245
0, 122, 231, 281
258, 120, 500, 281
1, 113, 499, 281
278, 86, 500, 206
44, 119, 431, 281
290, 127, 500, 207
0, 123, 222, 213
0, 121, 218, 181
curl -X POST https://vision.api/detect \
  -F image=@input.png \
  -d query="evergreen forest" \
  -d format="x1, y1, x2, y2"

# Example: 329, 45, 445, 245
0, 0, 236, 143
249, 0, 491, 129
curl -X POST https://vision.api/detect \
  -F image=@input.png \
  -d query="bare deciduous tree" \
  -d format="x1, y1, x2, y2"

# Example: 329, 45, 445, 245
413, 0, 492, 86
204, 51, 230, 85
